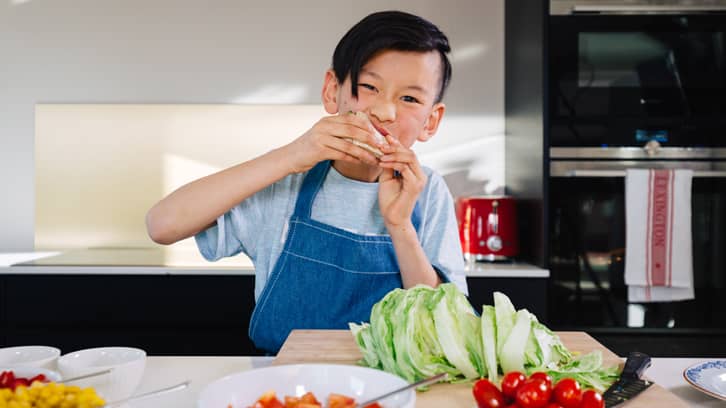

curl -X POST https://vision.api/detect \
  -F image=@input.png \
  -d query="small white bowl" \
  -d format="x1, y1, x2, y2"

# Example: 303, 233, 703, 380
0, 346, 61, 370
0, 366, 62, 383
58, 347, 146, 402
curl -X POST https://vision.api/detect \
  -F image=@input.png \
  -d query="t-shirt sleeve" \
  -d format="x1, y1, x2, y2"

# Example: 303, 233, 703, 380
194, 174, 299, 263
421, 170, 469, 295
194, 209, 247, 262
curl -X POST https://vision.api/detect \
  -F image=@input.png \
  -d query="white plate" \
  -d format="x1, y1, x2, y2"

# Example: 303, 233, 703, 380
197, 363, 415, 408
683, 360, 726, 401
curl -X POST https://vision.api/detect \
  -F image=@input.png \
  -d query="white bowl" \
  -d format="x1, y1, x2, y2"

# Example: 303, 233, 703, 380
0, 346, 60, 370
197, 364, 415, 408
57, 347, 146, 402
0, 366, 62, 383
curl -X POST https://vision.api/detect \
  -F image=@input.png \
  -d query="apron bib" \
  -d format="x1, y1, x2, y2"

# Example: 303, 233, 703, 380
248, 160, 421, 353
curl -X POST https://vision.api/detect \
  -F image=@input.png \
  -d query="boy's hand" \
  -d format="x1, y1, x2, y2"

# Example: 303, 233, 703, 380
286, 113, 382, 173
377, 135, 427, 227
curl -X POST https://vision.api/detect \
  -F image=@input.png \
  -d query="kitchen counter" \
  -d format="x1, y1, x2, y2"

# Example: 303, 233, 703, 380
0, 249, 549, 277
0, 250, 549, 356
465, 260, 549, 278
123, 356, 721, 407
0, 248, 253, 275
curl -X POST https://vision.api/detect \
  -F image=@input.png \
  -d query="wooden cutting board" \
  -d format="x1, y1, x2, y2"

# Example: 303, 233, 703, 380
273, 329, 687, 407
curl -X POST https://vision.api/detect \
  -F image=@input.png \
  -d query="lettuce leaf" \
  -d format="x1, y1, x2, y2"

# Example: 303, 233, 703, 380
351, 283, 617, 390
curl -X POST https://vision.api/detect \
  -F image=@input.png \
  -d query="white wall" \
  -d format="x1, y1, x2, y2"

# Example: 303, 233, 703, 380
0, 0, 504, 251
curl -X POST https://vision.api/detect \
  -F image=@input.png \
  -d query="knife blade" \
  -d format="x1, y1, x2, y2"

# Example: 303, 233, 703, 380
604, 351, 653, 407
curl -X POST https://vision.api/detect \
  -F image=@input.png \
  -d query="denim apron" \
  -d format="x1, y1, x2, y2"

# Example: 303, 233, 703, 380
248, 160, 421, 353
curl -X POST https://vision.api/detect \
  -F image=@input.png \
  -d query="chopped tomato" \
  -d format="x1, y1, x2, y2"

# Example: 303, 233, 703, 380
249, 390, 284, 408
0, 371, 14, 389
284, 395, 301, 407
28, 373, 47, 384
250, 390, 377, 408
296, 403, 322, 408
0, 370, 49, 391
299, 392, 320, 404
327, 393, 356, 408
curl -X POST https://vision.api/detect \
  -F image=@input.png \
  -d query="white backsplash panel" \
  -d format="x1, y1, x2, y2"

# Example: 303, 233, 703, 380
35, 104, 503, 253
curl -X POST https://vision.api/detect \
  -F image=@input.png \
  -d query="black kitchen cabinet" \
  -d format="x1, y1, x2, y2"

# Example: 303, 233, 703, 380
0, 274, 546, 355
0, 274, 263, 356
466, 276, 548, 322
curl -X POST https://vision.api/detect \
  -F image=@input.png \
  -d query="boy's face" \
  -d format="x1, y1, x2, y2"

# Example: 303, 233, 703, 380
322, 49, 446, 148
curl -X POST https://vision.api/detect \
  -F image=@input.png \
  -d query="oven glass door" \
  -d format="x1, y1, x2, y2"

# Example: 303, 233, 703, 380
549, 15, 726, 147
548, 174, 726, 329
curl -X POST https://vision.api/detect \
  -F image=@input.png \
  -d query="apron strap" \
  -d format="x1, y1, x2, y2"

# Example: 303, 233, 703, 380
292, 160, 332, 219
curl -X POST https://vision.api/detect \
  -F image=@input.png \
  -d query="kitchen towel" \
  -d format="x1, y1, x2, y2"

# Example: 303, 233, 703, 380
624, 169, 694, 302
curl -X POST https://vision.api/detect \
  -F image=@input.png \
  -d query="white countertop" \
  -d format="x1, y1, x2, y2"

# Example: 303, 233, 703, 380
120, 356, 720, 407
465, 261, 549, 278
0, 248, 253, 275
0, 250, 549, 278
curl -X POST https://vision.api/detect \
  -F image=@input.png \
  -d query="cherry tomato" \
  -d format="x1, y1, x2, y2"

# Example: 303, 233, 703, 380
501, 371, 527, 400
472, 378, 506, 408
580, 389, 604, 408
515, 378, 552, 408
552, 378, 582, 408
529, 372, 553, 388
544, 403, 564, 408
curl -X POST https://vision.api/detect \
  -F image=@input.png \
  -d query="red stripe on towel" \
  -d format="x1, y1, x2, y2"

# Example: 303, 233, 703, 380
645, 170, 653, 288
650, 170, 670, 286
668, 170, 675, 286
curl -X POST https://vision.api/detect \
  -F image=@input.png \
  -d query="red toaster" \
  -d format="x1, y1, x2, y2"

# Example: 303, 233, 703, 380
455, 196, 519, 262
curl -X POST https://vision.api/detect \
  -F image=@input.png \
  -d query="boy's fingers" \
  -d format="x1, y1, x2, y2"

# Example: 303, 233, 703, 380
385, 134, 402, 146
326, 116, 383, 146
379, 159, 426, 187
327, 136, 379, 164
338, 111, 377, 134
324, 121, 373, 144
380, 150, 417, 164
379, 141, 426, 181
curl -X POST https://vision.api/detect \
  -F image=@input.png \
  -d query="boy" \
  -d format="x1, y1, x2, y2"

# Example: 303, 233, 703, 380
146, 10, 467, 353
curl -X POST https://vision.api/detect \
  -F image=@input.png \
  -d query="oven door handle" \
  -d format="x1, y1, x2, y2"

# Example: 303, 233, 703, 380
555, 169, 726, 178
572, 4, 726, 14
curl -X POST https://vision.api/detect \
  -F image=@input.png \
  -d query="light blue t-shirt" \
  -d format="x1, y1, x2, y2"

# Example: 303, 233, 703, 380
195, 164, 468, 300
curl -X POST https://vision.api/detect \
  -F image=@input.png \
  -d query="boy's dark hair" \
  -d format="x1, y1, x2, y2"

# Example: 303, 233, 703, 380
332, 10, 452, 104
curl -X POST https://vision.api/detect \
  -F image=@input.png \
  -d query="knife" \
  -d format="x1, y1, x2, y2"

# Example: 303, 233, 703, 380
604, 351, 653, 407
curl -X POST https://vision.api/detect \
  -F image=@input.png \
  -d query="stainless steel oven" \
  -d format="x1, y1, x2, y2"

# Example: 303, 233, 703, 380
548, 147, 726, 334
545, 2, 726, 351
549, 0, 726, 148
